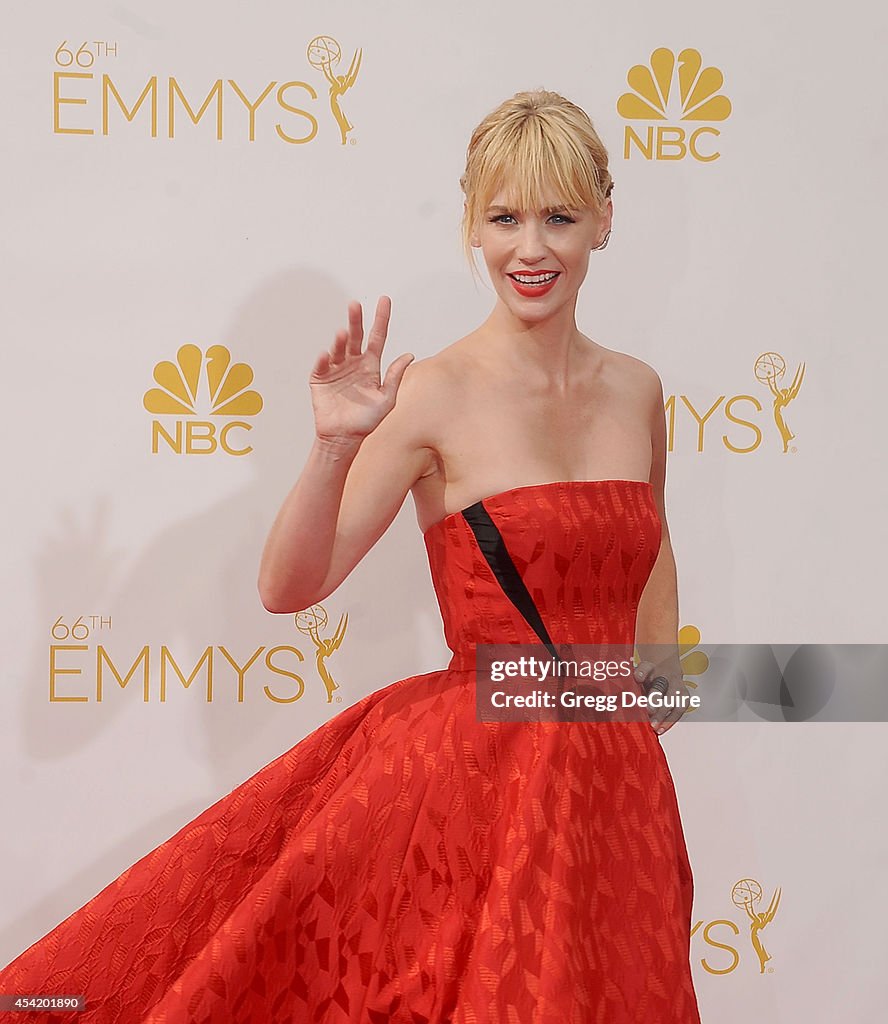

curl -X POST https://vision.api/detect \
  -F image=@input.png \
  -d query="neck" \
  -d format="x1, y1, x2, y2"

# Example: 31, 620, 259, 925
479, 297, 591, 389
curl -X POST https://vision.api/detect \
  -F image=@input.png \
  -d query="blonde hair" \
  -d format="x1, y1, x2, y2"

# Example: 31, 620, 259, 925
459, 90, 614, 277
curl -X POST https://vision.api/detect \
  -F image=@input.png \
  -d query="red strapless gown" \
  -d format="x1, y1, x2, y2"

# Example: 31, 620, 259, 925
0, 479, 701, 1023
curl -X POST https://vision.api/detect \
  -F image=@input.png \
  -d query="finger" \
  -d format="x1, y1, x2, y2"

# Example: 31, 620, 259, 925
651, 711, 676, 734
329, 328, 348, 365
651, 688, 688, 732
659, 702, 686, 730
311, 350, 331, 378
634, 661, 655, 684
649, 686, 673, 729
346, 301, 364, 356
366, 295, 392, 358
651, 704, 676, 729
380, 353, 415, 401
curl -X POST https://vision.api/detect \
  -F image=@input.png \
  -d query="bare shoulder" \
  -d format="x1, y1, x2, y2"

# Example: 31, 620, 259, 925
373, 344, 467, 466
602, 348, 664, 409
393, 346, 465, 414
605, 347, 662, 387
396, 334, 480, 405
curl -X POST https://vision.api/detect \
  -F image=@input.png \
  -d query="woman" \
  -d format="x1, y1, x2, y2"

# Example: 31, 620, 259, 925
0, 90, 700, 1022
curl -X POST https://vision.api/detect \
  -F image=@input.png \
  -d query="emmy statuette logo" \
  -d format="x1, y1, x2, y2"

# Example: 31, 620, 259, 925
295, 604, 348, 702
754, 352, 805, 454
306, 36, 362, 146
51, 36, 363, 146
663, 352, 808, 454
693, 877, 783, 976
732, 878, 782, 974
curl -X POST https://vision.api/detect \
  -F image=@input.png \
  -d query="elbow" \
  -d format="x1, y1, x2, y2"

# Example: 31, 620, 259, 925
259, 591, 290, 615
257, 577, 297, 615
257, 576, 326, 615
258, 584, 280, 614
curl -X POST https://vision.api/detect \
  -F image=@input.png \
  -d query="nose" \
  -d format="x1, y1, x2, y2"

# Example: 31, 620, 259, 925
515, 218, 547, 263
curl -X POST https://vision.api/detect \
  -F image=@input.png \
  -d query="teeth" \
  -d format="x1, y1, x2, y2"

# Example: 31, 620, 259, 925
512, 272, 558, 284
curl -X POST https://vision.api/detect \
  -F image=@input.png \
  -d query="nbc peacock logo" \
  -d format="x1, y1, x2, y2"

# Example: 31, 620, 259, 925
617, 47, 732, 162
677, 624, 709, 705
143, 344, 263, 456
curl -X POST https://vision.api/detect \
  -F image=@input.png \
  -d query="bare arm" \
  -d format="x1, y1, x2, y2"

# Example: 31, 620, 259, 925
258, 296, 435, 613
633, 369, 688, 732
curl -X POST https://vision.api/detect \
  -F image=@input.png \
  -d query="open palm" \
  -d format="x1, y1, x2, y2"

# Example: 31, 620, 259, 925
310, 296, 414, 443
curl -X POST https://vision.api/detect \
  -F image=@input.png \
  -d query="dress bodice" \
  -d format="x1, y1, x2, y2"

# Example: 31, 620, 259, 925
423, 479, 661, 670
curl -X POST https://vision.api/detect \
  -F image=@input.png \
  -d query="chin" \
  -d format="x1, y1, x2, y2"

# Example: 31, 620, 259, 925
500, 293, 567, 320
510, 307, 562, 327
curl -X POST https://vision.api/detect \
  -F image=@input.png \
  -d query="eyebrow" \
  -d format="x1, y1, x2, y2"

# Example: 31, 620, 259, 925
486, 204, 577, 214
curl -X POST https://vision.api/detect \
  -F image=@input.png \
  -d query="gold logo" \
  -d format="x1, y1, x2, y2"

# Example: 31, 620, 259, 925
634, 623, 709, 716
52, 39, 369, 145
143, 344, 263, 455
694, 877, 783, 975
732, 878, 781, 973
295, 603, 348, 702
617, 48, 731, 161
678, 624, 709, 705
663, 351, 808, 454
754, 352, 805, 453
307, 36, 362, 145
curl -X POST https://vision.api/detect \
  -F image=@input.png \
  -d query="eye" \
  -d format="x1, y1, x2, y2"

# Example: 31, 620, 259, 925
487, 213, 575, 225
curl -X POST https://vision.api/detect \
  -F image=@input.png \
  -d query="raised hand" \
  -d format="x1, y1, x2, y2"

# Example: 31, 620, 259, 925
309, 296, 414, 446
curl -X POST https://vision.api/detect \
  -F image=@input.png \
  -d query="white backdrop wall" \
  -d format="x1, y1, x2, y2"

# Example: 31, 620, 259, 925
2, 2, 887, 1021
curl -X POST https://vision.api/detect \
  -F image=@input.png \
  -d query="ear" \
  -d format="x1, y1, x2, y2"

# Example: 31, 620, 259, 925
593, 200, 614, 249
464, 202, 481, 248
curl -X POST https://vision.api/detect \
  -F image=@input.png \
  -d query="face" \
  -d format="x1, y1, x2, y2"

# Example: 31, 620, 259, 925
470, 187, 612, 320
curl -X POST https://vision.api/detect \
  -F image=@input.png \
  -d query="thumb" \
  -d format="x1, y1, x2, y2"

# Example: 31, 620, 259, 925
380, 353, 415, 401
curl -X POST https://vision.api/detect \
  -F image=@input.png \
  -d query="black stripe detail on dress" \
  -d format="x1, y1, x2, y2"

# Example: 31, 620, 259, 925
461, 501, 561, 662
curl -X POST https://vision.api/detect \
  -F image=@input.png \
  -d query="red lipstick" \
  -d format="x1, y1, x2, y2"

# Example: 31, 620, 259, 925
507, 272, 560, 298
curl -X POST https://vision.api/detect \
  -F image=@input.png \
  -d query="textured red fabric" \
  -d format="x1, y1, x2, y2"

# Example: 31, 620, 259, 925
0, 479, 701, 1023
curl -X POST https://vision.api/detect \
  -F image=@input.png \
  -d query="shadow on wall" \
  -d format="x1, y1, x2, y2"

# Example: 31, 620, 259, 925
22, 266, 473, 787
8, 259, 489, 961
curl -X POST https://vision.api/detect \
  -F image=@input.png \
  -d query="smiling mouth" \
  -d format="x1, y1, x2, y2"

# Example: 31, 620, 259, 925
507, 272, 560, 285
